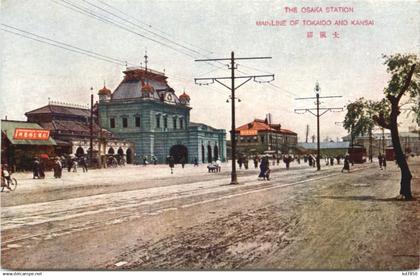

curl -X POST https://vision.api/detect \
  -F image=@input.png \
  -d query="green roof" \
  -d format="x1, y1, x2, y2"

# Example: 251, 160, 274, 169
1, 120, 57, 146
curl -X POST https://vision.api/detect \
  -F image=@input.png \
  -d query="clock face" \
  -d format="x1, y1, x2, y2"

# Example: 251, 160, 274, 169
165, 93, 173, 101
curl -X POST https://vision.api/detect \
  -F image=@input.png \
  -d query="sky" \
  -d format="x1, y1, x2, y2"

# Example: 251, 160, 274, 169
1, 0, 419, 141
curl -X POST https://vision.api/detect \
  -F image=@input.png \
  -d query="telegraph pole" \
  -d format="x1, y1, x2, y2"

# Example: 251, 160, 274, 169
194, 52, 274, 184
89, 89, 94, 167
295, 82, 342, 171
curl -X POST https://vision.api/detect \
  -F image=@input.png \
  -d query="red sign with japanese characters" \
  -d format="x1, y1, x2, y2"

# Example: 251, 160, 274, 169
13, 128, 50, 140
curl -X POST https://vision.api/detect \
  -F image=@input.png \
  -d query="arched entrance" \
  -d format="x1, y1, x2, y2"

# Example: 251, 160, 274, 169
117, 148, 124, 156
214, 144, 219, 161
108, 147, 115, 155
126, 148, 133, 164
207, 144, 212, 163
169, 145, 188, 164
76, 146, 85, 157
201, 145, 205, 163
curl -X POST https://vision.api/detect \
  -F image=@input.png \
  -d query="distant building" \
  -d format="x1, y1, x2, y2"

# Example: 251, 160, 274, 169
25, 102, 135, 164
235, 118, 298, 155
97, 65, 226, 164
342, 130, 419, 156
297, 141, 350, 157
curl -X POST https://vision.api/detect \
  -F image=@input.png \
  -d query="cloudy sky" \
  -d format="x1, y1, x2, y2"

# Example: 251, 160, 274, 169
1, 0, 419, 141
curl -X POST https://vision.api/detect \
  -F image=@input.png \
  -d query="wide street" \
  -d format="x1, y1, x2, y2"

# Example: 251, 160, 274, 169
1, 159, 419, 270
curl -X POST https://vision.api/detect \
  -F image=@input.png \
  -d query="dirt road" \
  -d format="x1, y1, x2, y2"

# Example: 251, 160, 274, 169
1, 159, 419, 270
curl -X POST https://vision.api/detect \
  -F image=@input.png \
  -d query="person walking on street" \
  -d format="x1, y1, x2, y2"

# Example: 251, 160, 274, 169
67, 157, 73, 173
53, 157, 63, 178
39, 159, 45, 179
382, 156, 387, 170
80, 156, 88, 172
193, 157, 199, 167
238, 157, 243, 169
378, 154, 383, 170
180, 156, 186, 169
258, 156, 270, 180
168, 155, 175, 174
342, 154, 350, 173
253, 156, 258, 169
33, 158, 40, 179
244, 156, 249, 170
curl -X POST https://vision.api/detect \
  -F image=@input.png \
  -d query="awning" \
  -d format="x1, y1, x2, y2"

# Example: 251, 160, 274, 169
1, 120, 57, 146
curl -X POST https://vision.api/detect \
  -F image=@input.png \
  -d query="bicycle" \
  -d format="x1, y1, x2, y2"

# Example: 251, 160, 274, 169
1, 176, 17, 192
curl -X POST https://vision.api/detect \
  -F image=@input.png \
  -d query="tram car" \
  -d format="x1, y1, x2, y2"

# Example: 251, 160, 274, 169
348, 145, 367, 164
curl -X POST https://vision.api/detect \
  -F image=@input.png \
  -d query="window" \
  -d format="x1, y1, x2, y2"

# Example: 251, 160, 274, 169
135, 116, 141, 128
179, 118, 184, 129
163, 116, 168, 129
122, 117, 128, 128
110, 118, 115, 128
173, 117, 177, 129
156, 114, 161, 128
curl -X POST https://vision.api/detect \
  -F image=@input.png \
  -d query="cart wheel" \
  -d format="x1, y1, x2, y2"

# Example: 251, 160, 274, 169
9, 178, 17, 191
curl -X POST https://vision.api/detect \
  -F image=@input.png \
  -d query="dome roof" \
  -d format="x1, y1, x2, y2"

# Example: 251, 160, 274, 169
98, 86, 111, 95
141, 83, 154, 93
179, 91, 190, 101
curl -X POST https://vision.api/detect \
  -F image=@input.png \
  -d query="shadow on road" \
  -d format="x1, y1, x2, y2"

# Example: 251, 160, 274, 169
317, 195, 411, 202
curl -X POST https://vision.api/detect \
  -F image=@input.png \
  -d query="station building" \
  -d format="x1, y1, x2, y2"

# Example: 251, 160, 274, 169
97, 66, 226, 164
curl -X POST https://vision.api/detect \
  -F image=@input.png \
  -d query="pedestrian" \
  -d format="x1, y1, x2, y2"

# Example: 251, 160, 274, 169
330, 157, 334, 166
308, 155, 313, 167
39, 159, 46, 179
258, 156, 270, 180
54, 157, 63, 178
336, 155, 341, 165
341, 154, 350, 173
143, 156, 148, 166
67, 157, 73, 172
72, 158, 78, 172
193, 157, 199, 167
216, 158, 222, 172
168, 155, 175, 174
297, 155, 301, 164
238, 157, 243, 169
253, 156, 258, 169
378, 154, 383, 170
283, 155, 292, 170
382, 157, 387, 170
244, 156, 249, 170
33, 158, 40, 179
79, 156, 88, 172
152, 155, 157, 165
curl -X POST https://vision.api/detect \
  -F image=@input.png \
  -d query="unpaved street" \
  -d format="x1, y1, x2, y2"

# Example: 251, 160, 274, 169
1, 159, 419, 270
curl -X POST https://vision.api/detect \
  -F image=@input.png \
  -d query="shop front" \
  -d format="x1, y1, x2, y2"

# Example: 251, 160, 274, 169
1, 120, 57, 171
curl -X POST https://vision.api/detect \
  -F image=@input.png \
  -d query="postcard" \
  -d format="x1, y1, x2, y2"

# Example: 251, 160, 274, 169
1, 0, 419, 272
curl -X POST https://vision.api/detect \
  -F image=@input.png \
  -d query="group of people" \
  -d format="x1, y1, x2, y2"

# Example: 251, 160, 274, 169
31, 155, 90, 180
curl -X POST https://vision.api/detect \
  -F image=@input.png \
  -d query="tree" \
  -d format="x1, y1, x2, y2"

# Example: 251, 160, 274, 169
345, 54, 419, 200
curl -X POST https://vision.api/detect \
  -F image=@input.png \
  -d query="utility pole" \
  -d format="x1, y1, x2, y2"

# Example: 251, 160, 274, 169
305, 124, 309, 143
194, 51, 274, 184
295, 82, 342, 171
89, 89, 94, 167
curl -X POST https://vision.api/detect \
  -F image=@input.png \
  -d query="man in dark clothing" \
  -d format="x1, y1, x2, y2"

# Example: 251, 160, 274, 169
342, 155, 350, 173
193, 157, 199, 167
378, 154, 384, 170
33, 158, 40, 179
168, 156, 175, 174
79, 157, 88, 172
